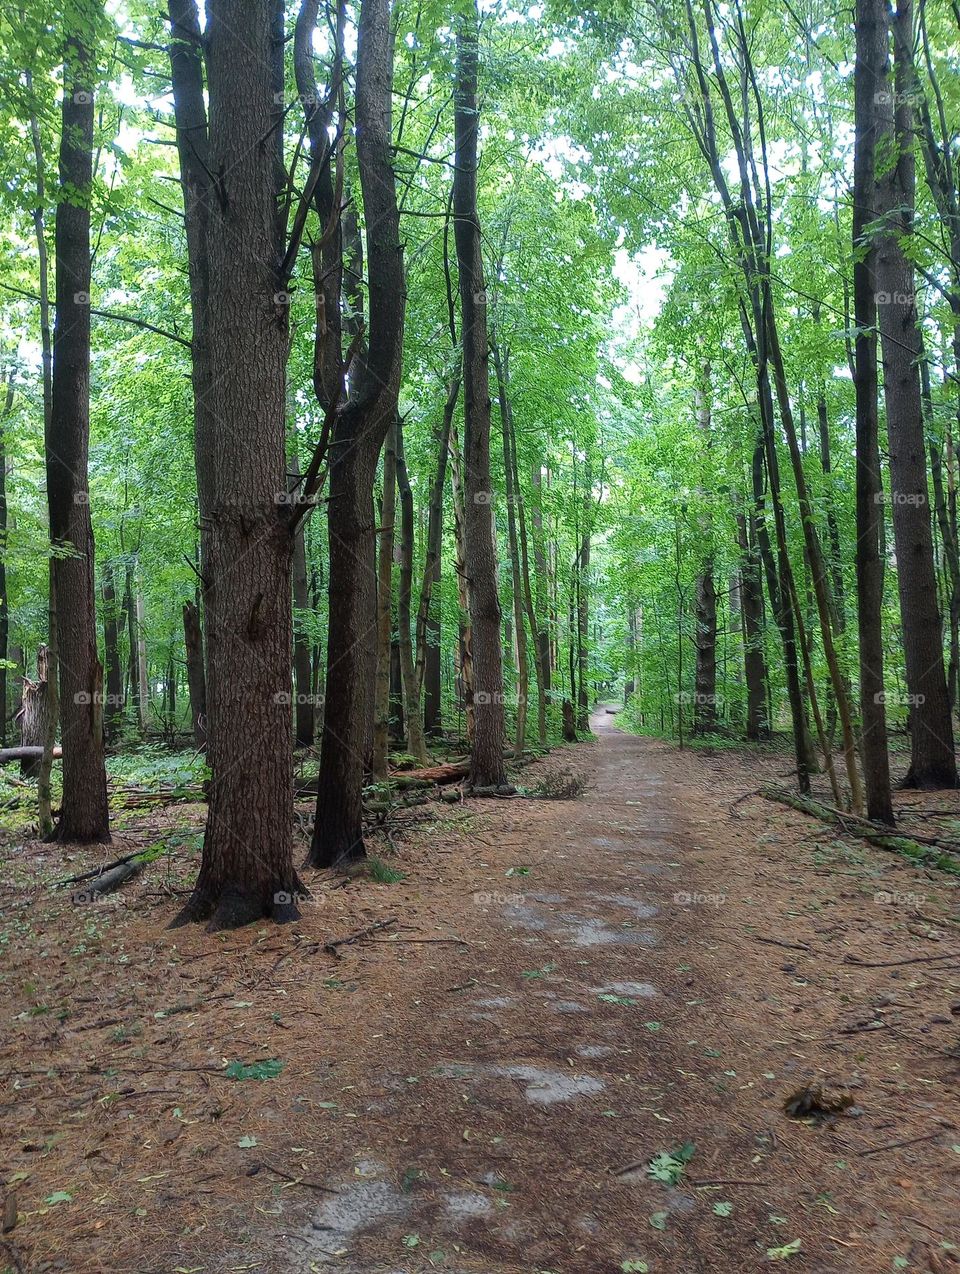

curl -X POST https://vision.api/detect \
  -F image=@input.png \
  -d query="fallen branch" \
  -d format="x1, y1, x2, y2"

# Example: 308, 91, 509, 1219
843, 950, 960, 970
0, 745, 61, 763
754, 936, 812, 953
759, 786, 960, 874
323, 917, 398, 957
250, 1159, 337, 1193
55, 848, 145, 887
67, 860, 142, 898
857, 1127, 952, 1158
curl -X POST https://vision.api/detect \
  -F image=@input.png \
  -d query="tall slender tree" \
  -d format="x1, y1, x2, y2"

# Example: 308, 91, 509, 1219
454, 0, 506, 789
47, 0, 110, 843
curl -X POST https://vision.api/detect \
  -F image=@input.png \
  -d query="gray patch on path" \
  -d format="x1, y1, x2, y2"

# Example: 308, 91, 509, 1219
564, 916, 658, 947
444, 1191, 492, 1220
307, 1180, 410, 1254
575, 1043, 615, 1058
593, 980, 658, 998
598, 892, 659, 919
551, 999, 589, 1014
492, 1063, 605, 1104
473, 995, 514, 1010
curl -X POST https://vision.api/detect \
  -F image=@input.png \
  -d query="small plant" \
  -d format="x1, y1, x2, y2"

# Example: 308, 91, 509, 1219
648, 1141, 696, 1185
368, 857, 406, 884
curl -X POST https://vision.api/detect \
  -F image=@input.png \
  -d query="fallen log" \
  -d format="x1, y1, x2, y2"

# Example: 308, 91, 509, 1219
68, 860, 143, 901
0, 746, 62, 764
388, 762, 468, 785
759, 786, 960, 874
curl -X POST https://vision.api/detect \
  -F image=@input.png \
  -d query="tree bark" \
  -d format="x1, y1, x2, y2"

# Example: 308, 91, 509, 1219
0, 368, 12, 748
48, 5, 110, 842
373, 419, 398, 778
417, 370, 459, 738
18, 647, 52, 780
734, 507, 768, 741
310, 0, 405, 866
176, 0, 301, 926
395, 421, 429, 764
493, 340, 530, 757
182, 598, 206, 748
101, 562, 124, 742
875, 0, 957, 789
454, 0, 506, 789
448, 418, 475, 742
693, 362, 717, 732
289, 453, 314, 748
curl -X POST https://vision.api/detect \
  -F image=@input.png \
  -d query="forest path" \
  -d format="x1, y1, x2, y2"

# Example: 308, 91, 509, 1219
8, 710, 957, 1274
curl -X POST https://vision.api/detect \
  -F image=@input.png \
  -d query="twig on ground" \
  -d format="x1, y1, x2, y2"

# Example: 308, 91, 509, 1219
323, 917, 398, 957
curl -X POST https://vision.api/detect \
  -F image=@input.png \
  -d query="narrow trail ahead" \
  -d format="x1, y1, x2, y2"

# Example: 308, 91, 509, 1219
8, 710, 957, 1274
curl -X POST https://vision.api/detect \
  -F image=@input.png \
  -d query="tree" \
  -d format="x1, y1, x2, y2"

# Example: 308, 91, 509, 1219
47, 0, 110, 843
454, 0, 506, 790
175, 0, 302, 926
874, 0, 957, 790
309, 0, 405, 866
852, 0, 895, 823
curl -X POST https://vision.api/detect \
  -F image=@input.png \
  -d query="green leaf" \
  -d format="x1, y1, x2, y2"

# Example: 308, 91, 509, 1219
649, 1210, 668, 1231
224, 1059, 284, 1081
713, 1201, 733, 1217
766, 1239, 802, 1261
622, 1262, 649, 1272
237, 1135, 257, 1148
402, 1234, 420, 1248
45, 1191, 73, 1204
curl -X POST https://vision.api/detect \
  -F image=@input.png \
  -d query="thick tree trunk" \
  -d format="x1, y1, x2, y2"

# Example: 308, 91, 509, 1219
47, 9, 110, 843
876, 0, 957, 789
101, 563, 124, 742
455, 1, 506, 789
310, 0, 405, 866
395, 421, 429, 764
135, 589, 148, 732
576, 527, 591, 733
182, 598, 206, 747
177, 0, 301, 927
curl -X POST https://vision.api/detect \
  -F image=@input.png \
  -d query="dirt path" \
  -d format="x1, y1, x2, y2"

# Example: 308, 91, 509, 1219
3, 710, 959, 1273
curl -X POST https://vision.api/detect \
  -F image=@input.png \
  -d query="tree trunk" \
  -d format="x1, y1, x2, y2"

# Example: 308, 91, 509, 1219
876, 0, 957, 789
448, 418, 475, 742
101, 562, 124, 742
18, 647, 52, 780
182, 598, 206, 748
310, 0, 405, 866
47, 6, 110, 843
693, 362, 717, 733
0, 369, 12, 748
289, 453, 314, 748
125, 562, 140, 728
454, 1, 506, 790
531, 464, 551, 696
417, 370, 460, 738
493, 340, 530, 757
176, 0, 301, 927
168, 0, 216, 757
135, 588, 148, 732
395, 421, 429, 764
734, 507, 768, 741
372, 419, 398, 778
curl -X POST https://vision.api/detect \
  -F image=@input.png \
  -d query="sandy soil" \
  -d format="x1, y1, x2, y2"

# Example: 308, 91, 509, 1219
1, 709, 959, 1274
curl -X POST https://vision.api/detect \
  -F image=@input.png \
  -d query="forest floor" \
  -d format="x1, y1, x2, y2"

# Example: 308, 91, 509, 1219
2, 710, 960, 1274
